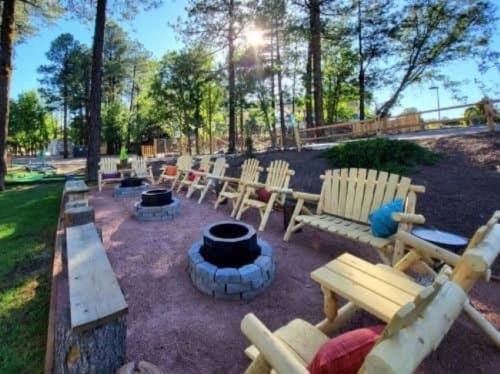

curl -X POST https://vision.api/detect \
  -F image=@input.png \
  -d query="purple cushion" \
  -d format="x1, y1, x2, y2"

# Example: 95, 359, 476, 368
102, 172, 120, 179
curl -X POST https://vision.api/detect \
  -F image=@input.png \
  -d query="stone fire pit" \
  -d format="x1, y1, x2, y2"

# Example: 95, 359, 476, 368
134, 189, 180, 221
113, 177, 149, 198
188, 221, 275, 300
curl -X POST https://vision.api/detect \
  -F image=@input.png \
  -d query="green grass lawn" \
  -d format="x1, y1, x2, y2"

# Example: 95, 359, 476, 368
5, 170, 79, 185
0, 184, 62, 373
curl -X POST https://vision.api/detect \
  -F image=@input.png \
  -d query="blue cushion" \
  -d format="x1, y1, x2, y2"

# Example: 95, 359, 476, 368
368, 199, 404, 238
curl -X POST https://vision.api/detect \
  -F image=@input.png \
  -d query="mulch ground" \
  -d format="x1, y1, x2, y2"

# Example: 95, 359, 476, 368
222, 132, 500, 273
92, 132, 499, 373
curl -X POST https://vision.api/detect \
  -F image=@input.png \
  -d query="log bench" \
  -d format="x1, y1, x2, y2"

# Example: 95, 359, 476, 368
284, 168, 426, 265
53, 221, 128, 373
66, 223, 127, 332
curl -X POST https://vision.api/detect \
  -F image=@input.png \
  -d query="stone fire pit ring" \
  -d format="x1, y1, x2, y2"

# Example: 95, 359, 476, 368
113, 178, 149, 198
134, 188, 180, 221
188, 221, 275, 300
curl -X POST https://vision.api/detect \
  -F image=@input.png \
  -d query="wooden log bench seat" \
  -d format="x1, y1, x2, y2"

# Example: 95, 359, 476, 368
56, 222, 128, 372
284, 168, 426, 265
66, 222, 127, 332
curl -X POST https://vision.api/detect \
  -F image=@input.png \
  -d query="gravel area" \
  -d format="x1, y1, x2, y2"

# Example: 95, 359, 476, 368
91, 175, 499, 372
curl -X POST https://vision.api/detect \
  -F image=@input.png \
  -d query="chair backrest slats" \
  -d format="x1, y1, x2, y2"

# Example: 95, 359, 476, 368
199, 155, 211, 172
131, 157, 148, 177
99, 158, 118, 173
177, 155, 192, 171
265, 160, 291, 189
359, 169, 378, 222
238, 158, 261, 192
211, 157, 226, 178
320, 168, 417, 224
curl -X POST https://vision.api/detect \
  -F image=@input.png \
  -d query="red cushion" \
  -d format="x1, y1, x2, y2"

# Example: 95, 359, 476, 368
188, 168, 204, 182
164, 165, 177, 176
308, 325, 385, 374
256, 187, 272, 203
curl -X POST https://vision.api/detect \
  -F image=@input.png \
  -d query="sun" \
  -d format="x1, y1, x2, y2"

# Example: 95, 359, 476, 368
245, 27, 265, 47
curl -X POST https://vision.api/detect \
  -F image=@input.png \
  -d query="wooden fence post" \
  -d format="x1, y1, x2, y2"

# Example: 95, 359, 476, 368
483, 100, 497, 132
294, 126, 302, 152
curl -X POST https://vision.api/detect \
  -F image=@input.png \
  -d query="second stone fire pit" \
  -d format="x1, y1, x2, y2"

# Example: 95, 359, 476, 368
188, 221, 275, 300
134, 188, 180, 221
113, 177, 149, 198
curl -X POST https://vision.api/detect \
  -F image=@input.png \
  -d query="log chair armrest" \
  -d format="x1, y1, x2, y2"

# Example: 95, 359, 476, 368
269, 187, 294, 195
392, 213, 426, 224
242, 181, 267, 190
190, 169, 208, 176
292, 191, 321, 202
213, 175, 240, 183
396, 231, 461, 267
409, 184, 426, 193
241, 313, 308, 374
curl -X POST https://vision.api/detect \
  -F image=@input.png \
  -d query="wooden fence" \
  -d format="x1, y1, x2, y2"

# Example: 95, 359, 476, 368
294, 98, 499, 151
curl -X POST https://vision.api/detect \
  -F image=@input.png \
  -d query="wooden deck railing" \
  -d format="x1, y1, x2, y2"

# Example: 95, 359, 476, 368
294, 98, 499, 150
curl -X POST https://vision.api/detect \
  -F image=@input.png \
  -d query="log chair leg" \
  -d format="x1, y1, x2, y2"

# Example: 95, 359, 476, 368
215, 182, 229, 209
258, 194, 278, 231
244, 354, 271, 374
464, 302, 500, 348
321, 285, 338, 323
236, 189, 252, 220
176, 176, 185, 193
198, 181, 211, 204
283, 199, 304, 241
231, 191, 245, 217
316, 302, 358, 336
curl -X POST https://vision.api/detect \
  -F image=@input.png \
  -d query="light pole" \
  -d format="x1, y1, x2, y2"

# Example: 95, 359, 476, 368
430, 86, 440, 120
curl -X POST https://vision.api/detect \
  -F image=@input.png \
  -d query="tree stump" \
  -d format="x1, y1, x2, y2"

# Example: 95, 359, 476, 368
64, 206, 95, 228
54, 311, 126, 374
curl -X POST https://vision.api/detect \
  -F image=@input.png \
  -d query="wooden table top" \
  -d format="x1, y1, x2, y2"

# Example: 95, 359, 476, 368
310, 253, 423, 322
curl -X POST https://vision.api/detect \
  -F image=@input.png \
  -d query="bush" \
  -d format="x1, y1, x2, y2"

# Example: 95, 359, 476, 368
322, 138, 440, 175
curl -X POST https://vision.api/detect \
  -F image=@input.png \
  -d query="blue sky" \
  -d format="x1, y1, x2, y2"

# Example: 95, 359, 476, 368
11, 0, 500, 118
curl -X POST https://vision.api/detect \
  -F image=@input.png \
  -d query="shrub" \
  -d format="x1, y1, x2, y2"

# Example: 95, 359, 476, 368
119, 146, 128, 161
322, 138, 440, 175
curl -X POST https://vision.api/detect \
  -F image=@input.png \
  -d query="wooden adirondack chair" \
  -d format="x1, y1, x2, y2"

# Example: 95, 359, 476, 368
186, 157, 228, 203
158, 155, 192, 188
241, 212, 500, 373
236, 160, 294, 231
242, 276, 466, 374
176, 155, 212, 193
98, 157, 121, 192
131, 157, 154, 183
213, 158, 262, 217
284, 168, 426, 265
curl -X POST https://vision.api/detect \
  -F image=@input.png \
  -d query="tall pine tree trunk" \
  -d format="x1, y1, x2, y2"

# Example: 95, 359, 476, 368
305, 40, 313, 128
86, 0, 107, 182
63, 85, 69, 158
239, 97, 244, 153
128, 63, 137, 148
310, 0, 324, 129
227, 0, 236, 153
0, 0, 15, 191
276, 22, 286, 148
357, 0, 365, 120
270, 30, 277, 148
207, 84, 213, 154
